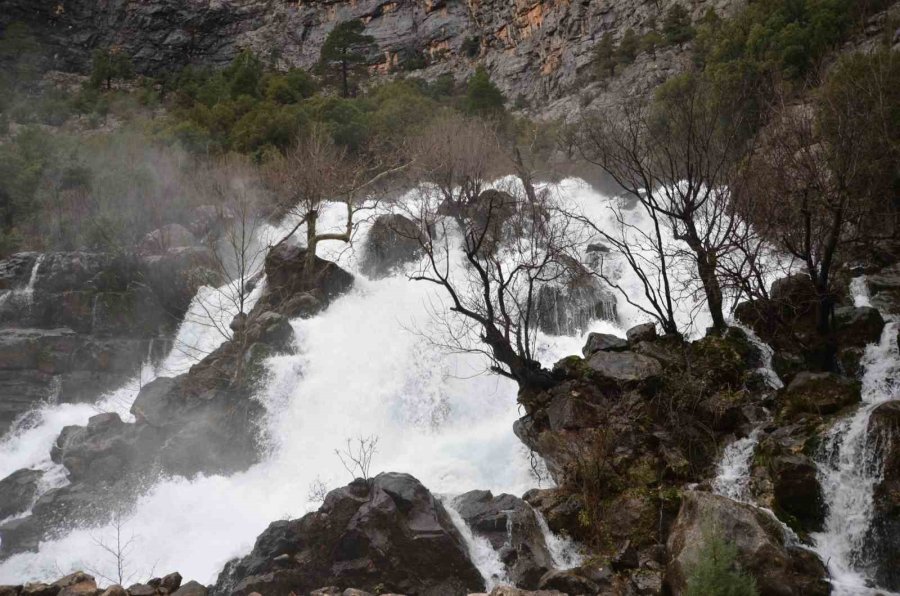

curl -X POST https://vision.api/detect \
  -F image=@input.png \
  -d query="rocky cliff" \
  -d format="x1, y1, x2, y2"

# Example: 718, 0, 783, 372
2, 0, 744, 105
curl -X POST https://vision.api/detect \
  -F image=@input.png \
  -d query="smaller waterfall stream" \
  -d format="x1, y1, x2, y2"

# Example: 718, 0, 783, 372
812, 279, 900, 595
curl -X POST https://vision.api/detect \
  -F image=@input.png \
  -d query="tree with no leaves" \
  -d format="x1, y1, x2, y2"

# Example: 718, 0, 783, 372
265, 127, 407, 276
576, 74, 751, 333
404, 114, 582, 391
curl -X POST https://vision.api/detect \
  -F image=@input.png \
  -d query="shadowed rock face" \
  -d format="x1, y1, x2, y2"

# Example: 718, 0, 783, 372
213, 472, 485, 596
866, 400, 900, 591
0, 0, 740, 105
666, 492, 830, 596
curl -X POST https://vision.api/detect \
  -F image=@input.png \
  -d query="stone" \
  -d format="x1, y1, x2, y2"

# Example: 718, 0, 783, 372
359, 214, 422, 279
0, 586, 20, 596
771, 454, 825, 533
585, 350, 662, 382
213, 473, 484, 596
52, 572, 96, 596
666, 491, 829, 596
626, 322, 657, 344
0, 468, 43, 521
833, 305, 885, 348
161, 572, 182, 593
537, 569, 600, 594
865, 400, 900, 591
245, 311, 294, 353
867, 263, 900, 314
581, 332, 628, 357
130, 377, 180, 427
170, 581, 207, 596
20, 584, 58, 596
453, 490, 554, 589
259, 241, 353, 313
779, 371, 861, 418
125, 585, 155, 596
99, 586, 126, 596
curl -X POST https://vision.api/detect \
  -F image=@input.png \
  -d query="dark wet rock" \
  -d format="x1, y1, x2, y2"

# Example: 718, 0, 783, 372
131, 377, 180, 427
243, 311, 294, 354
20, 583, 59, 596
359, 214, 422, 279
99, 586, 126, 596
867, 263, 900, 314
865, 400, 900, 591
666, 491, 829, 596
453, 490, 554, 589
126, 585, 155, 596
140, 246, 221, 316
779, 372, 861, 419
833, 305, 885, 348
585, 350, 662, 383
626, 323, 657, 344
256, 241, 353, 318
537, 569, 601, 594
581, 332, 628, 357
770, 454, 825, 533
212, 472, 484, 596
0, 468, 43, 521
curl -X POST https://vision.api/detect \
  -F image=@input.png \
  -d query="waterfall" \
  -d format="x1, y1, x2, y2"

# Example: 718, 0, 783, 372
0, 179, 709, 585
811, 279, 900, 596
712, 325, 781, 501
0, 254, 45, 310
442, 499, 510, 589
534, 510, 583, 570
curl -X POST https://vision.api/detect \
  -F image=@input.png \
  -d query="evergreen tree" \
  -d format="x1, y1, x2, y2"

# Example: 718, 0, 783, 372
465, 66, 505, 116
663, 5, 695, 44
618, 28, 639, 65
90, 48, 133, 91
318, 20, 376, 98
640, 30, 665, 58
594, 32, 617, 78
685, 527, 758, 596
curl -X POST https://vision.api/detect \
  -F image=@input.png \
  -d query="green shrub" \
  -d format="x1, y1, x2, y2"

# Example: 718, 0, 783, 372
464, 66, 505, 116
685, 525, 758, 596
663, 5, 695, 44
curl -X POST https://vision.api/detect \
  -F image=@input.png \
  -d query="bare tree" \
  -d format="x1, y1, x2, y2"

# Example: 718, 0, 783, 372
87, 509, 149, 587
265, 126, 406, 275
738, 98, 869, 334
335, 435, 379, 481
576, 75, 752, 333
404, 116, 584, 390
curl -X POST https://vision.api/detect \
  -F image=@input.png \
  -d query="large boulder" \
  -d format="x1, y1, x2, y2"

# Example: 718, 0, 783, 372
581, 332, 627, 357
666, 491, 829, 596
769, 454, 825, 534
867, 263, 900, 314
585, 350, 662, 383
259, 241, 354, 317
865, 400, 900, 591
213, 473, 484, 596
453, 490, 555, 589
359, 214, 422, 279
833, 305, 884, 349
779, 372, 860, 419
0, 468, 43, 521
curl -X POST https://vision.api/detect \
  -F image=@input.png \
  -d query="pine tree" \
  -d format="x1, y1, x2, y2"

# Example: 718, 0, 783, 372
465, 66, 505, 116
663, 5, 695, 44
318, 20, 376, 98
594, 32, 617, 79
685, 527, 758, 596
617, 28, 639, 65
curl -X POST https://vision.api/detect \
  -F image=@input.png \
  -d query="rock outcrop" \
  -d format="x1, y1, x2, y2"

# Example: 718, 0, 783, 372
359, 214, 422, 279
453, 490, 555, 589
213, 473, 484, 596
666, 491, 829, 596
0, 247, 220, 435
865, 400, 900, 591
1, 0, 742, 106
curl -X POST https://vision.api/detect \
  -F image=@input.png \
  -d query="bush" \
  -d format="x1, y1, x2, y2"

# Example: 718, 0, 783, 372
464, 66, 505, 116
685, 525, 758, 596
663, 5, 696, 44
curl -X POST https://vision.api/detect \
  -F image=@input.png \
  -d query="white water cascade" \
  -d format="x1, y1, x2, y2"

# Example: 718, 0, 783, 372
811, 279, 900, 596
0, 179, 707, 586
712, 325, 782, 502
0, 254, 45, 310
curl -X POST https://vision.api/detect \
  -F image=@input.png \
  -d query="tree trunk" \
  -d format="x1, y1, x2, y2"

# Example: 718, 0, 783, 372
305, 209, 318, 275
483, 325, 555, 391
340, 59, 349, 98
697, 251, 727, 332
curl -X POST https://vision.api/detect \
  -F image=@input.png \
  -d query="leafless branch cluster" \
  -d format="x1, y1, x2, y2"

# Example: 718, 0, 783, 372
335, 435, 379, 481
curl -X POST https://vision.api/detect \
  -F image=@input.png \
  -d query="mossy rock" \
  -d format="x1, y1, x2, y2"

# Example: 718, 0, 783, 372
779, 371, 861, 420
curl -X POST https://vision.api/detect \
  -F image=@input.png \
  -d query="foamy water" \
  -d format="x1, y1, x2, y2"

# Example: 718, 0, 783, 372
0, 179, 708, 585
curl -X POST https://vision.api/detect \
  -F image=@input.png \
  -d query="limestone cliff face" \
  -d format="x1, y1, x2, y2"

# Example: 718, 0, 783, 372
2, 0, 744, 103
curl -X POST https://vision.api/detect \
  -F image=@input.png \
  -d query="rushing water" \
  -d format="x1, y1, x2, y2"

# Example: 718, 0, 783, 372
0, 179, 707, 585
812, 279, 900, 596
